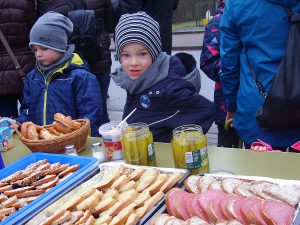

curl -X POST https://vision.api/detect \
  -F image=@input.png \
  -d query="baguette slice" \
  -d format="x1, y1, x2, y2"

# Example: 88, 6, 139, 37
51, 211, 72, 225
134, 190, 151, 208
187, 216, 209, 225
40, 209, 67, 225
76, 190, 103, 211
129, 168, 146, 181
92, 196, 116, 216
119, 180, 137, 193
184, 175, 201, 193
95, 173, 121, 190
198, 175, 218, 193
125, 213, 140, 225
136, 191, 164, 218
151, 214, 170, 225
136, 169, 159, 192
221, 178, 243, 194
146, 173, 168, 195
111, 175, 131, 190
102, 188, 119, 200
94, 214, 112, 225
109, 203, 136, 225
164, 217, 185, 225
160, 172, 183, 193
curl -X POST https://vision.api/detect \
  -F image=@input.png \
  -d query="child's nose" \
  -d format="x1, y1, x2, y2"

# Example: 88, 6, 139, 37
130, 56, 138, 65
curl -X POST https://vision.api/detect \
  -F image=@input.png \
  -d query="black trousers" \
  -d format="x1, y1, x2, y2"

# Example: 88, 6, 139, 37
217, 125, 240, 148
0, 94, 22, 118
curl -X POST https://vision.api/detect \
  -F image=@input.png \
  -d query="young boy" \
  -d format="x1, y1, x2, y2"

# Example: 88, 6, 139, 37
16, 12, 103, 137
111, 11, 216, 142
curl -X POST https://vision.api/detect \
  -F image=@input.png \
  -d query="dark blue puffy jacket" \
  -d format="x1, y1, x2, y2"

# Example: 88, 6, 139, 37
124, 56, 216, 142
17, 53, 103, 137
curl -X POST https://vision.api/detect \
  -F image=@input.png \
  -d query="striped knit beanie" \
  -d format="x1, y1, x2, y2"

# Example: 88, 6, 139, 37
115, 11, 162, 61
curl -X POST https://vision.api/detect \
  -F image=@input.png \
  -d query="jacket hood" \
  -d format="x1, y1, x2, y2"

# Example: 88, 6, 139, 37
267, 0, 299, 7
183, 68, 201, 93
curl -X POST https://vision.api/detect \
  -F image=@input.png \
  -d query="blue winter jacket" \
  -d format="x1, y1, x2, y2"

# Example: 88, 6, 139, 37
115, 55, 215, 143
220, 0, 300, 146
17, 53, 103, 137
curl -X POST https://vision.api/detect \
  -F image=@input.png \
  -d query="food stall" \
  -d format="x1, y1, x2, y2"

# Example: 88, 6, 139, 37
1, 134, 300, 224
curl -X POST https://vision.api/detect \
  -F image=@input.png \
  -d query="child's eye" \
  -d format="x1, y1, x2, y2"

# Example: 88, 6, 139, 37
139, 52, 148, 56
121, 53, 129, 58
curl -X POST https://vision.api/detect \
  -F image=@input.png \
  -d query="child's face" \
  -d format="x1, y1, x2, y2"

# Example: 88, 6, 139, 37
120, 43, 152, 80
32, 45, 63, 66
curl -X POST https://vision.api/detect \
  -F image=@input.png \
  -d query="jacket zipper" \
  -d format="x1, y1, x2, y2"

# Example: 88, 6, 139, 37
43, 80, 49, 125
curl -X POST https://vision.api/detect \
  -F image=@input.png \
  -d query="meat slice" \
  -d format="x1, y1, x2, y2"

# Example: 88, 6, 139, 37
220, 194, 241, 220
187, 193, 207, 220
240, 197, 267, 225
207, 191, 228, 223
175, 192, 194, 220
261, 200, 295, 225
226, 198, 247, 224
197, 190, 226, 223
166, 188, 184, 218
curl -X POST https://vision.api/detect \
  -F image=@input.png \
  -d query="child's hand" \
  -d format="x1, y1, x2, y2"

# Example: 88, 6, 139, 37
224, 112, 234, 131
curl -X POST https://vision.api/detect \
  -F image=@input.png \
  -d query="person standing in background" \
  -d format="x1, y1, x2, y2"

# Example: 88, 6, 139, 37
200, 0, 239, 148
0, 1, 37, 117
220, 0, 300, 149
112, 0, 179, 55
37, 0, 116, 124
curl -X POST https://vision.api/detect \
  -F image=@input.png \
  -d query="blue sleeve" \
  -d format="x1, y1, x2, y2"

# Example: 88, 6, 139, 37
220, 0, 242, 113
200, 16, 221, 82
16, 75, 31, 123
74, 72, 103, 137
163, 80, 216, 133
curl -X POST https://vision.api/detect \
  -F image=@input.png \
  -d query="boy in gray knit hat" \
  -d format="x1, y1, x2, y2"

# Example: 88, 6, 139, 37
111, 11, 215, 143
16, 12, 104, 137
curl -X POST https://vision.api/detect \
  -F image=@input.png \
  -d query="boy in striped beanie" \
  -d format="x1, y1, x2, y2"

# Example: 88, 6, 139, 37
111, 11, 215, 142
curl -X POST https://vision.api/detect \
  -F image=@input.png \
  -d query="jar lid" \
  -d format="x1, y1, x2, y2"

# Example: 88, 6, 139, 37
92, 142, 102, 148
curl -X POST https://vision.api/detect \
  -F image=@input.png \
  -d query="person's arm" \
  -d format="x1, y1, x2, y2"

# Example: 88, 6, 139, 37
220, 0, 242, 113
16, 75, 32, 123
111, 0, 142, 19
173, 0, 179, 10
74, 72, 103, 137
200, 16, 221, 82
163, 80, 216, 134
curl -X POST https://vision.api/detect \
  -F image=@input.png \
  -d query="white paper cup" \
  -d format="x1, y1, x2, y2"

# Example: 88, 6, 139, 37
99, 122, 123, 160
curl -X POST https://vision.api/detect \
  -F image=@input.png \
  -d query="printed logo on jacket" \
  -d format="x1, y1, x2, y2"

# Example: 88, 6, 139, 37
140, 95, 151, 108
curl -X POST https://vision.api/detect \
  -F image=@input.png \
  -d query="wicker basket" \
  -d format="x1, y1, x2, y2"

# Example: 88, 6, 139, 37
16, 119, 90, 154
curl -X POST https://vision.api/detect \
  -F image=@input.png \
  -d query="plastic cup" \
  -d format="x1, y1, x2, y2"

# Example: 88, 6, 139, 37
99, 122, 123, 161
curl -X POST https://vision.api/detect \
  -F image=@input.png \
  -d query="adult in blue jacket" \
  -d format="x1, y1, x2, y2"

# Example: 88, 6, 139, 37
220, 0, 300, 148
111, 12, 215, 143
16, 12, 103, 137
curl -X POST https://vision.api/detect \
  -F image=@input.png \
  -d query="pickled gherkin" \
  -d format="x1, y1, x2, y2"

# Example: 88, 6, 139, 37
172, 125, 208, 174
121, 123, 156, 166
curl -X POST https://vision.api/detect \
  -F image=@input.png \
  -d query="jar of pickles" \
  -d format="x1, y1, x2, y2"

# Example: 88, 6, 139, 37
171, 125, 209, 174
121, 123, 156, 166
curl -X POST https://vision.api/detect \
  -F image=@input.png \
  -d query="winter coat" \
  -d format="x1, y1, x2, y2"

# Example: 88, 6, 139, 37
0, 0, 37, 95
200, 2, 226, 126
16, 53, 103, 137
111, 53, 215, 143
112, 0, 179, 54
220, 0, 300, 146
36, 0, 115, 76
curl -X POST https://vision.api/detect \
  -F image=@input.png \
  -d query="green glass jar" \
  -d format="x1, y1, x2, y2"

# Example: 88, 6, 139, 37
171, 125, 209, 174
121, 123, 157, 166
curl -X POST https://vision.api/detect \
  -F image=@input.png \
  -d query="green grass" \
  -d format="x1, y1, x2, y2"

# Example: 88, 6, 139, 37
172, 21, 196, 31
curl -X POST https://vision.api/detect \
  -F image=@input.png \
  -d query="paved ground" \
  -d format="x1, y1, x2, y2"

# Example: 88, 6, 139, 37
107, 31, 218, 146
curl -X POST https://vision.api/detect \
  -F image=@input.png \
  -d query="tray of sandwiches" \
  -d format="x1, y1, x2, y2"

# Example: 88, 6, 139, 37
149, 173, 300, 225
26, 161, 190, 225
0, 152, 99, 225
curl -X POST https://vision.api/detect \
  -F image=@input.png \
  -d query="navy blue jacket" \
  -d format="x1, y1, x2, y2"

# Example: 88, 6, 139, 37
17, 53, 103, 137
123, 56, 215, 142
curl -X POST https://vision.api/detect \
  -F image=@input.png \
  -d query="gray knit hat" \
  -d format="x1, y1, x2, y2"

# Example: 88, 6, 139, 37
29, 12, 73, 52
115, 11, 162, 60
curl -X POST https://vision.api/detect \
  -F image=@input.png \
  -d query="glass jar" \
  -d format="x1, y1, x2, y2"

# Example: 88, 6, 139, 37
171, 125, 208, 174
64, 145, 78, 156
91, 142, 107, 163
121, 123, 156, 166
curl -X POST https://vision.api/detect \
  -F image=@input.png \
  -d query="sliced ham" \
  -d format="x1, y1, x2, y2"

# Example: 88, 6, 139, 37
197, 190, 227, 223
207, 191, 228, 223
220, 194, 242, 220
166, 188, 184, 218
240, 197, 267, 225
175, 191, 194, 220
187, 193, 207, 220
226, 198, 247, 224
261, 200, 296, 225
